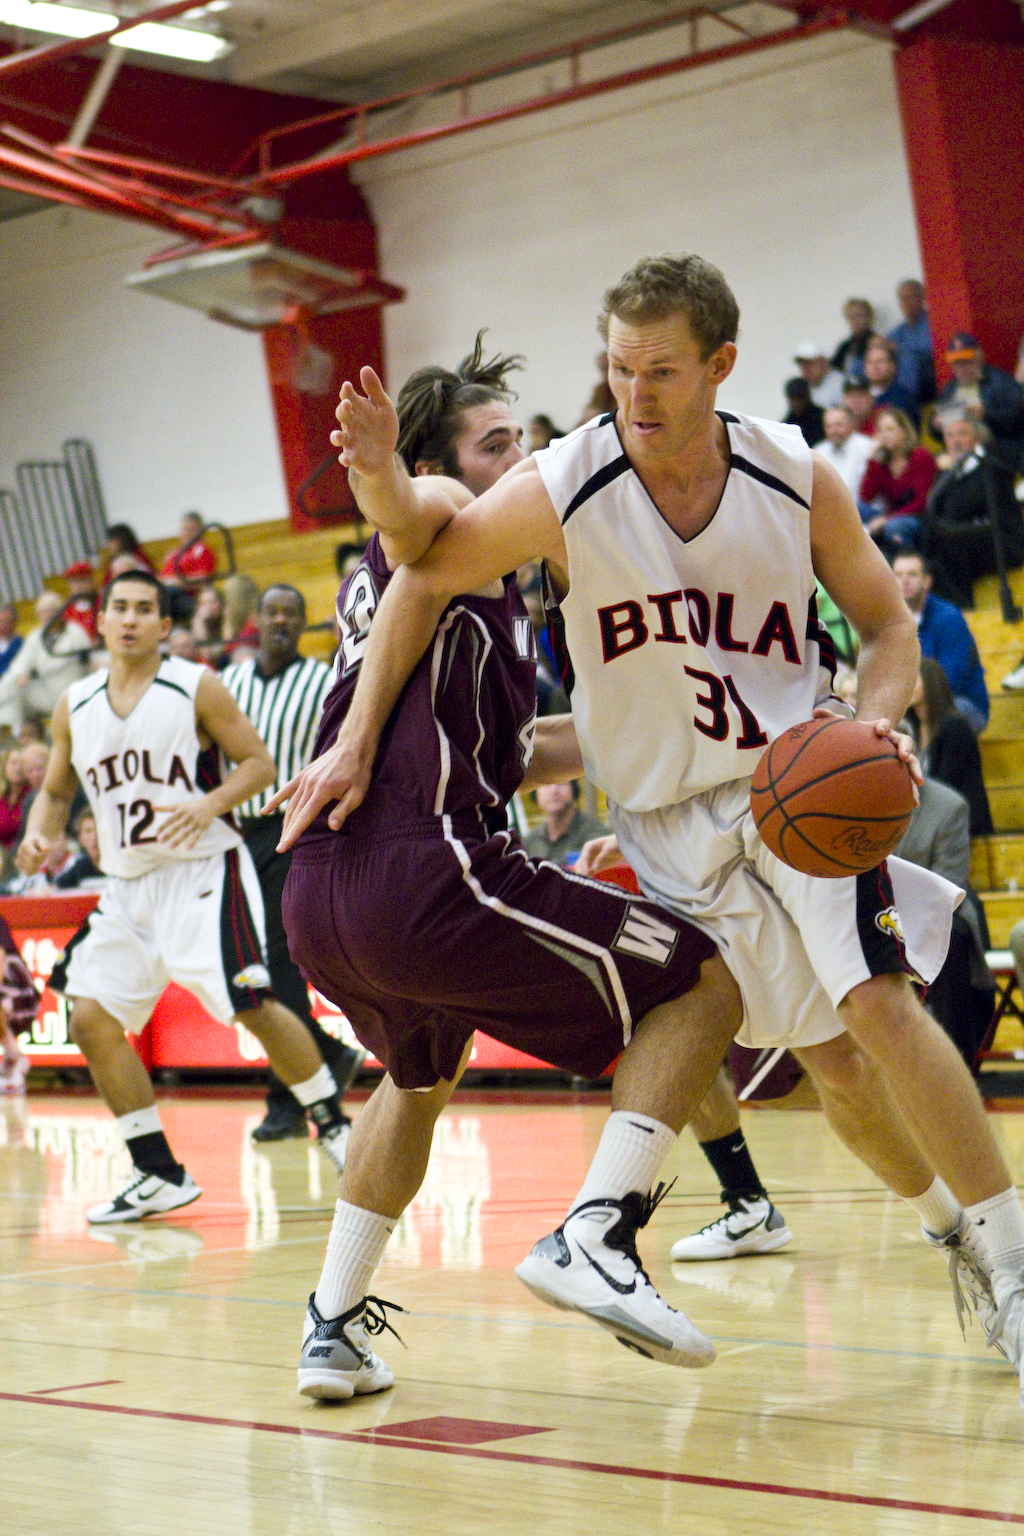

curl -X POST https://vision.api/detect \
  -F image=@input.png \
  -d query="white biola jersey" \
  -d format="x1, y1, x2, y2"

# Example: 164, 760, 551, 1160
67, 656, 241, 879
535, 411, 836, 812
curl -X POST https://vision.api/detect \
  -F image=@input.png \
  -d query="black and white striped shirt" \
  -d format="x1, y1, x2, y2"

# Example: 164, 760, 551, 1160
221, 654, 333, 820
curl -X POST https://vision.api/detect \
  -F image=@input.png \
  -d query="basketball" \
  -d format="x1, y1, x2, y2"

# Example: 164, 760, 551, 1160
750, 717, 916, 878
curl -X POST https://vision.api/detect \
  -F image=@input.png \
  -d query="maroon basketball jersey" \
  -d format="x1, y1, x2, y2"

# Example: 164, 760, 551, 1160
308, 535, 538, 836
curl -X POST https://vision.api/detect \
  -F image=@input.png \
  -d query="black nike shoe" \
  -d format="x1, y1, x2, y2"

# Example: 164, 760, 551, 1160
515, 1186, 716, 1368
252, 1103, 309, 1142
324, 1042, 368, 1097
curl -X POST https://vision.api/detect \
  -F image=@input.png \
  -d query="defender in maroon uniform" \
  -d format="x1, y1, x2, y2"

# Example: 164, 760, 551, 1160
275, 340, 740, 1399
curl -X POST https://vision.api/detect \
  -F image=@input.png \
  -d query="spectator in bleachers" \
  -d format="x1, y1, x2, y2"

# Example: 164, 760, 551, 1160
0, 592, 91, 736
920, 411, 1024, 609
829, 297, 875, 381
101, 523, 154, 582
792, 343, 845, 410
221, 574, 260, 664
782, 377, 824, 446
937, 334, 1024, 472
857, 408, 936, 551
63, 561, 99, 644
528, 414, 565, 452
165, 626, 204, 662
815, 581, 857, 668
52, 809, 103, 888
864, 336, 919, 425
0, 605, 22, 682
159, 511, 216, 586
888, 279, 936, 406
334, 540, 367, 581
576, 351, 616, 426
893, 774, 994, 1069
907, 657, 992, 834
816, 405, 874, 499
0, 749, 27, 870
522, 781, 609, 866
189, 582, 224, 666
892, 550, 989, 734
842, 374, 877, 436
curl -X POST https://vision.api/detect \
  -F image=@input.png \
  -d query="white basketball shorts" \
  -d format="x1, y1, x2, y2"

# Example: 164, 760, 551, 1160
51, 846, 271, 1035
611, 777, 962, 1051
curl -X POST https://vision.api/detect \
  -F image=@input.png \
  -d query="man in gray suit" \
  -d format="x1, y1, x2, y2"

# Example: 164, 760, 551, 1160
895, 776, 994, 1068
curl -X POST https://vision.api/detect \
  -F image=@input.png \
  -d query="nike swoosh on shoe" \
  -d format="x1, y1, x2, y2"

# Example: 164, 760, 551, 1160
575, 1240, 637, 1295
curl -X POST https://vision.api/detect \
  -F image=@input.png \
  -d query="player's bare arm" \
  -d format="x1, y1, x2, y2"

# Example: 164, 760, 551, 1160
809, 453, 922, 782
155, 671, 275, 850
576, 834, 622, 878
519, 714, 585, 792
16, 694, 78, 874
331, 367, 471, 570
269, 464, 565, 850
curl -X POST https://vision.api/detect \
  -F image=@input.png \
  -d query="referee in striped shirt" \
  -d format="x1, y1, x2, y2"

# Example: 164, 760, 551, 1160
222, 584, 364, 1140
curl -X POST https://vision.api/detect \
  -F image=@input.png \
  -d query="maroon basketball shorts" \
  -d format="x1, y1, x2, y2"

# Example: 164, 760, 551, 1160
283, 819, 717, 1091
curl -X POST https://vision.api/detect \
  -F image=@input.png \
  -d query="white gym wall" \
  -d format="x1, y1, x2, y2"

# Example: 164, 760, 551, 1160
0, 27, 919, 541
0, 206, 288, 541
359, 28, 922, 431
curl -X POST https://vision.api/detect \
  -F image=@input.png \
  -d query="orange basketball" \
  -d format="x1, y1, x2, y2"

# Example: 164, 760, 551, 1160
749, 717, 915, 878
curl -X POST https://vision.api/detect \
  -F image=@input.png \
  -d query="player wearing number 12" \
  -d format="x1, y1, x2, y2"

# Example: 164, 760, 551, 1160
17, 570, 354, 1223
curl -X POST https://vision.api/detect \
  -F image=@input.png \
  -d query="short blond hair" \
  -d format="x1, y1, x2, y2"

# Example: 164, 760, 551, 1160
599, 253, 739, 361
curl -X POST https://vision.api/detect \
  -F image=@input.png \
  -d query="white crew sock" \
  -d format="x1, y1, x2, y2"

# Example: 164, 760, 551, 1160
569, 1111, 677, 1213
314, 1200, 396, 1320
964, 1188, 1024, 1272
289, 1064, 338, 1108
116, 1105, 164, 1141
908, 1176, 962, 1239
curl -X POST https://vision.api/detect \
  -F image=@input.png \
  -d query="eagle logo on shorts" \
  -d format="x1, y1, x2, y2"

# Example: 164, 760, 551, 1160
232, 964, 271, 990
875, 906, 905, 944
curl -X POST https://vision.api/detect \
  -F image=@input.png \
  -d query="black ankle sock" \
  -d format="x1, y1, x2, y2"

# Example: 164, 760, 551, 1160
698, 1131, 766, 1206
305, 1093, 347, 1135
126, 1130, 185, 1186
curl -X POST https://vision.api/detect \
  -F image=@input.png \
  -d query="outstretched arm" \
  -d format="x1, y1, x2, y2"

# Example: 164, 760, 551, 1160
269, 463, 568, 849
331, 367, 471, 569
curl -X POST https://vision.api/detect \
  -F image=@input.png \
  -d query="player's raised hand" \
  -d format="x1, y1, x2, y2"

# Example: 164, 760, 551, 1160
330, 367, 399, 477
575, 834, 622, 878
265, 730, 375, 851
153, 798, 216, 851
15, 832, 51, 876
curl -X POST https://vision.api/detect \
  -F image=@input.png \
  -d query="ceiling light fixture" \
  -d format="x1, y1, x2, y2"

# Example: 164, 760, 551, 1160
0, 0, 231, 60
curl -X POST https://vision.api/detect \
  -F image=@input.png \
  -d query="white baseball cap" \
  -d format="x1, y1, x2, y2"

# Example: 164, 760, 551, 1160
793, 341, 826, 361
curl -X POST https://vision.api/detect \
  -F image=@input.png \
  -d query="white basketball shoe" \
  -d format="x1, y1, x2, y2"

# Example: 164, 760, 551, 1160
86, 1169, 202, 1224
515, 1186, 716, 1368
670, 1197, 793, 1262
923, 1217, 1004, 1354
988, 1270, 1024, 1406
297, 1294, 402, 1400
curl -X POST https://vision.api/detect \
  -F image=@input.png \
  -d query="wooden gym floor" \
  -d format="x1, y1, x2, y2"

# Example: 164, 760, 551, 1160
2, 1088, 1024, 1534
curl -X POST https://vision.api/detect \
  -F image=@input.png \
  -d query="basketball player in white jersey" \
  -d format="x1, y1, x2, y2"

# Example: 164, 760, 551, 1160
17, 570, 353, 1223
275, 256, 1024, 1399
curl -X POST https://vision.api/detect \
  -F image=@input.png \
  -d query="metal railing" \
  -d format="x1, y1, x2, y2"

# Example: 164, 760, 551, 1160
0, 440, 107, 604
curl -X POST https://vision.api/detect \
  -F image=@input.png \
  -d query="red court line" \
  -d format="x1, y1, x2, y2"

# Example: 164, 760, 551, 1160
29, 1379, 121, 1395
4, 1391, 1023, 1522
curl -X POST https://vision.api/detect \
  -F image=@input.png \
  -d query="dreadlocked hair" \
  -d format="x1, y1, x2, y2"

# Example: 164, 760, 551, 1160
395, 331, 525, 477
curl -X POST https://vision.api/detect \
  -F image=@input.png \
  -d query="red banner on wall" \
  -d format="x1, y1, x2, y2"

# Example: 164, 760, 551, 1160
1, 893, 566, 1075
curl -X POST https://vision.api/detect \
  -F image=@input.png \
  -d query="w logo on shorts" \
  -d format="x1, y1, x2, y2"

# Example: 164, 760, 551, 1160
613, 906, 679, 967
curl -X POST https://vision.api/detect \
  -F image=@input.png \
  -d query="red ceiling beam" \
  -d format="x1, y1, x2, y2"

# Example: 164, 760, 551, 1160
252, 10, 851, 190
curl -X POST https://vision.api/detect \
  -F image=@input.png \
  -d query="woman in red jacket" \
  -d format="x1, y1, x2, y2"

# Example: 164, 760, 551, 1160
858, 407, 936, 552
